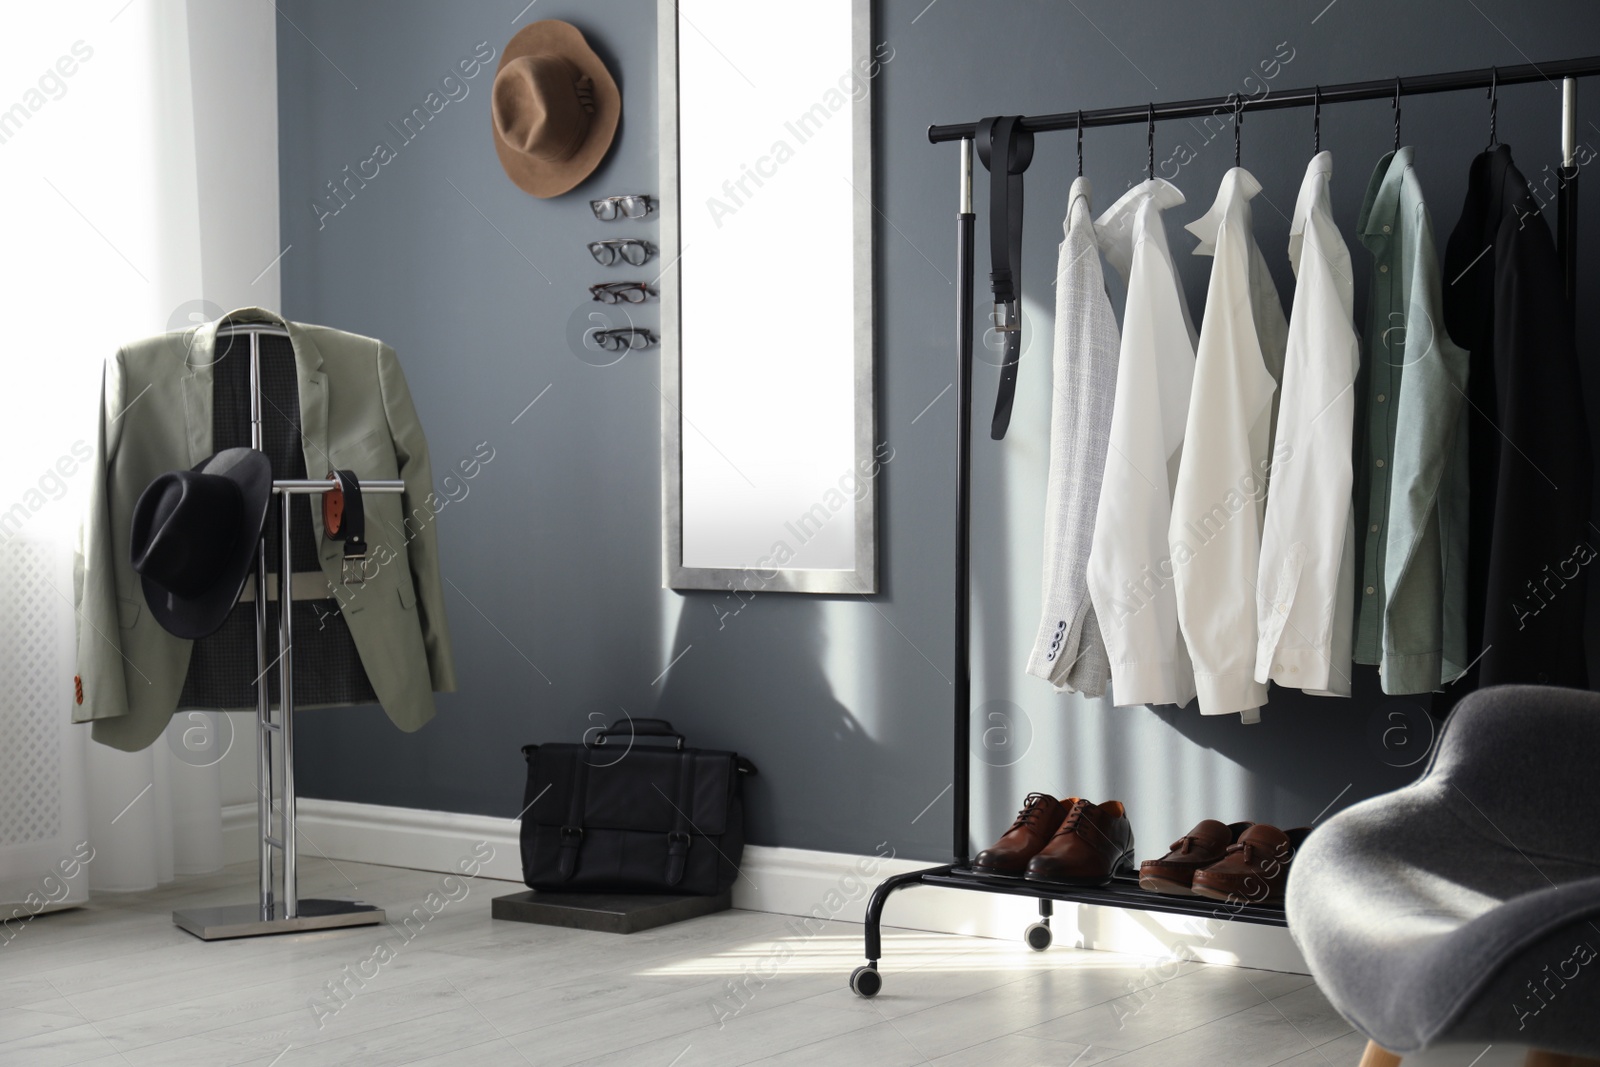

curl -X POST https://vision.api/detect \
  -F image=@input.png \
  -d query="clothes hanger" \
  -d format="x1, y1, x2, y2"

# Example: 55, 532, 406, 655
1076, 109, 1084, 177
1234, 95, 1244, 166
1487, 67, 1499, 149
1313, 85, 1322, 154
1392, 77, 1402, 151
1146, 103, 1154, 180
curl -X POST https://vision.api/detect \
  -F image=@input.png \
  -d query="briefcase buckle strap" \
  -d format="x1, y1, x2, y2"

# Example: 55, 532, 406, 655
557, 825, 584, 881
664, 830, 692, 887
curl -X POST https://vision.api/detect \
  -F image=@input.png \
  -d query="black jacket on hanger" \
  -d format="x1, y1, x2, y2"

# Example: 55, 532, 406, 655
1438, 143, 1591, 710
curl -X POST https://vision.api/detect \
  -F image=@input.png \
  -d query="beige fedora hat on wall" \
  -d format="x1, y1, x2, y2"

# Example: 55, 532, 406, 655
491, 20, 620, 198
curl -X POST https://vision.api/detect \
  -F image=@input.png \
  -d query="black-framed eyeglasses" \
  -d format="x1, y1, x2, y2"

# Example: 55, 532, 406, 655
590, 195, 654, 221
588, 327, 657, 352
589, 281, 656, 304
588, 239, 655, 267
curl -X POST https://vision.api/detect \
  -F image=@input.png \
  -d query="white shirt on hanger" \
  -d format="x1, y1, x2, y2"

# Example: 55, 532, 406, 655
1085, 178, 1198, 709
1170, 167, 1288, 722
1254, 151, 1358, 697
1026, 177, 1117, 694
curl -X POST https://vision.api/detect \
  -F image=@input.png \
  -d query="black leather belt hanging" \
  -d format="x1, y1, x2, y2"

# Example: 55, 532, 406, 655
975, 115, 1034, 440
322, 469, 367, 584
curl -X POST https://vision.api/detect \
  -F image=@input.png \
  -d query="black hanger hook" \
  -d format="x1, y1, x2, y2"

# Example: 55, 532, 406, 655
1146, 103, 1155, 180
1234, 95, 1244, 167
1392, 77, 1402, 151
1487, 67, 1499, 149
1077, 110, 1084, 177
1313, 85, 1322, 154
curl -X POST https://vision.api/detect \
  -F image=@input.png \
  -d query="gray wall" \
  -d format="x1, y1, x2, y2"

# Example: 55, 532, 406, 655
278, 1, 1600, 862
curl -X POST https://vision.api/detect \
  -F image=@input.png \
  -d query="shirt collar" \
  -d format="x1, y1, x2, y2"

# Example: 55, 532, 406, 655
1358, 145, 1414, 238
1481, 142, 1522, 217
1288, 151, 1334, 265
1094, 177, 1185, 276
1184, 167, 1263, 256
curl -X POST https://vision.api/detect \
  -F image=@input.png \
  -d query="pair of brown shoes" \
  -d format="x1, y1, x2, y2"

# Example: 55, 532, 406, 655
973, 794, 1136, 886
1138, 820, 1310, 905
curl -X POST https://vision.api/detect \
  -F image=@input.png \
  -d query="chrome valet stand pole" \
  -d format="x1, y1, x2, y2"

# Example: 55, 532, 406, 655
173, 323, 400, 940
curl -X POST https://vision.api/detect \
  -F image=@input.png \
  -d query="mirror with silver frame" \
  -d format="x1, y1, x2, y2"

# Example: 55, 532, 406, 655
657, 0, 881, 594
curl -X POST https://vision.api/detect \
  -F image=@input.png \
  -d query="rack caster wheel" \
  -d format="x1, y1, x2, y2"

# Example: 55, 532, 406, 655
1024, 921, 1053, 951
849, 964, 882, 998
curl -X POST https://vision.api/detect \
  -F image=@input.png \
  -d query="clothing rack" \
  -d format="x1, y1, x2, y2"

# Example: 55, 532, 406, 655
849, 56, 1600, 998
172, 322, 402, 940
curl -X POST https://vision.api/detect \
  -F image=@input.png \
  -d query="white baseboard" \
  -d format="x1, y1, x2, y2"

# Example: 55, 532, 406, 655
222, 799, 1306, 974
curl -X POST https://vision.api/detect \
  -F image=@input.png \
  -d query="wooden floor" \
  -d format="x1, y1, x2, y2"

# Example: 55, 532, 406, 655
0, 858, 1535, 1066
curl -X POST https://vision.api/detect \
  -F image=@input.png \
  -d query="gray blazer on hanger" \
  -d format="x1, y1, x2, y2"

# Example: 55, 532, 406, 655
74, 307, 457, 752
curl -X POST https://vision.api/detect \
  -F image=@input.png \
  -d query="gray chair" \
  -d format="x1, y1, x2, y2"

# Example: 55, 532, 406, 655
1287, 685, 1600, 1067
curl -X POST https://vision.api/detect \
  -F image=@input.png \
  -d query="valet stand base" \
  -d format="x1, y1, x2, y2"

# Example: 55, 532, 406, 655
172, 899, 385, 941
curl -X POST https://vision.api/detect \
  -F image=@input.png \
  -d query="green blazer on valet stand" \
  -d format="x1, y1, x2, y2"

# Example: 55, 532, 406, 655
73, 307, 457, 752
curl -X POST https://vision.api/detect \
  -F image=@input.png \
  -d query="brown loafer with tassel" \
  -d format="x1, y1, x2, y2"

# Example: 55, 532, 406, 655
1190, 824, 1311, 906
1139, 820, 1255, 897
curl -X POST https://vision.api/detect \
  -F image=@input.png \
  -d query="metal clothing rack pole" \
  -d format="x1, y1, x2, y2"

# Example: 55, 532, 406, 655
849, 57, 1597, 999
172, 322, 400, 941
1560, 78, 1581, 310
927, 56, 1600, 142
952, 143, 975, 869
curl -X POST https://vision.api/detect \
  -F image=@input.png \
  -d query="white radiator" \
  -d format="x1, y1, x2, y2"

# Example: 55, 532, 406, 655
0, 535, 89, 914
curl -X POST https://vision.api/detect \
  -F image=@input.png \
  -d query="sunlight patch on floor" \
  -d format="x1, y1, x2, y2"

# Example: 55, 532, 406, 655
635, 931, 1172, 977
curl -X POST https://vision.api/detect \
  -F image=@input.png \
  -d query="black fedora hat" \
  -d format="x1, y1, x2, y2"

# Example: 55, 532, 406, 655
131, 448, 272, 640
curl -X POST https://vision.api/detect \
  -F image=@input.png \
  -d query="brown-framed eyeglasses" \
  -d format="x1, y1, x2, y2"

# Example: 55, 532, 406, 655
588, 281, 656, 304
589, 327, 658, 352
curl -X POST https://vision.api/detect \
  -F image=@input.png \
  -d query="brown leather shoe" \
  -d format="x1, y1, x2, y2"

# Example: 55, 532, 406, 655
972, 793, 1070, 876
1139, 820, 1254, 897
1190, 824, 1310, 905
1024, 799, 1135, 886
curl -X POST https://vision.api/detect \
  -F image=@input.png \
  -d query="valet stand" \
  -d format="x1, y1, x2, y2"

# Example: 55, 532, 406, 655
172, 322, 399, 940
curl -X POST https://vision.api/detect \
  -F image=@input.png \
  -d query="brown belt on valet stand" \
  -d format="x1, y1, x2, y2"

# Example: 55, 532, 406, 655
170, 322, 405, 941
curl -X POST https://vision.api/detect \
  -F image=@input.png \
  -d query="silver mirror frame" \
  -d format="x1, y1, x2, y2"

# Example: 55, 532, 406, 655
657, 0, 878, 594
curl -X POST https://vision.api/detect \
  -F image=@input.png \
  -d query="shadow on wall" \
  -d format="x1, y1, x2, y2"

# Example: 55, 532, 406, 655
1146, 664, 1433, 827
652, 595, 884, 852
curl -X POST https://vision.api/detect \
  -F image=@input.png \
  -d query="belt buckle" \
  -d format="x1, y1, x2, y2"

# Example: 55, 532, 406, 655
340, 554, 367, 586
990, 299, 1019, 333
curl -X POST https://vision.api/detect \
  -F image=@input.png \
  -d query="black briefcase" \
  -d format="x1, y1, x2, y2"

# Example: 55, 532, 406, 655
519, 718, 757, 896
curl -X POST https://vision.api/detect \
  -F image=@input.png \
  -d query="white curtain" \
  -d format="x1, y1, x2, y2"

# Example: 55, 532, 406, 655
0, 0, 280, 903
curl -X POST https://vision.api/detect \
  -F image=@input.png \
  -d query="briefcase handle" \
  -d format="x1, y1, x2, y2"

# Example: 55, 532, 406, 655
590, 717, 684, 750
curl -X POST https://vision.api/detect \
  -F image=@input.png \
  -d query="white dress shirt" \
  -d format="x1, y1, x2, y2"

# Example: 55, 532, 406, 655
1027, 178, 1118, 693
1170, 167, 1287, 721
1085, 178, 1198, 709
1255, 152, 1358, 696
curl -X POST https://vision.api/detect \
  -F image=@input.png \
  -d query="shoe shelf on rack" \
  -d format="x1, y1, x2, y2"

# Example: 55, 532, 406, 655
848, 865, 1287, 998
919, 867, 1288, 926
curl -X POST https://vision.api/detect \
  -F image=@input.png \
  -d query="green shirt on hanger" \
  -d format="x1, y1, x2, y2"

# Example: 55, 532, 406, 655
1351, 147, 1471, 695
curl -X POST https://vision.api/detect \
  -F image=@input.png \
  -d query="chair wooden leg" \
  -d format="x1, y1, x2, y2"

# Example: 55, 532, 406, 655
1358, 1041, 1402, 1067
1523, 1052, 1600, 1067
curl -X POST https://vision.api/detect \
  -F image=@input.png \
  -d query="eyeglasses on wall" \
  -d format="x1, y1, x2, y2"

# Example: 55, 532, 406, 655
589, 281, 656, 304
586, 326, 658, 352
590, 195, 654, 221
588, 239, 655, 267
